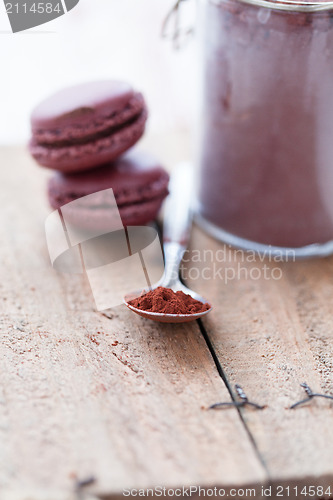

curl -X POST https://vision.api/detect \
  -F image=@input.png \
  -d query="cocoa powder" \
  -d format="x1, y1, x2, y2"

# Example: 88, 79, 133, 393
198, 0, 333, 248
129, 286, 210, 315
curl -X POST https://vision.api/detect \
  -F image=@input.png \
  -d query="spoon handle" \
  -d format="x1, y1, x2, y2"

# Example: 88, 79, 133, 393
163, 162, 194, 248
161, 163, 194, 288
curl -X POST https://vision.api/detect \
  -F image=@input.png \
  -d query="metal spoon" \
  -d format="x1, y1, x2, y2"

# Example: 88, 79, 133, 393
124, 163, 212, 323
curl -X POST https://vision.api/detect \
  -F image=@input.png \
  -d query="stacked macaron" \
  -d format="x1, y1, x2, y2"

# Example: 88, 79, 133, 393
29, 80, 169, 227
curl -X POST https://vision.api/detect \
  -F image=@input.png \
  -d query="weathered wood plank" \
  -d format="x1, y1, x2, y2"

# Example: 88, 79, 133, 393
0, 147, 266, 498
186, 225, 333, 492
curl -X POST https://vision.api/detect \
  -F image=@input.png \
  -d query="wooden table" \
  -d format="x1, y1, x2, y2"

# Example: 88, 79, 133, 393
1, 143, 333, 500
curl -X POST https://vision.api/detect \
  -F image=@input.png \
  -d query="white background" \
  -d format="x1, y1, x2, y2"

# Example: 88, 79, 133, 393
0, 0, 197, 144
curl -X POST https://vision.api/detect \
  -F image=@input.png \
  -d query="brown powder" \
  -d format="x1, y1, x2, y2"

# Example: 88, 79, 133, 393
128, 286, 211, 315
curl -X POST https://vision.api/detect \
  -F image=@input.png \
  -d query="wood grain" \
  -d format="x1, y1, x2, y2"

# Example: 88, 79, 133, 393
0, 148, 266, 498
186, 225, 333, 493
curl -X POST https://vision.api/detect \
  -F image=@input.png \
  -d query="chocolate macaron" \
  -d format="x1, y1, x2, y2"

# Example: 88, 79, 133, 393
29, 81, 148, 173
48, 150, 169, 230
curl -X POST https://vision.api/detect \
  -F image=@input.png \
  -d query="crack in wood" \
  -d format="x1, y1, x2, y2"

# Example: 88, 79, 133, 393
197, 318, 270, 477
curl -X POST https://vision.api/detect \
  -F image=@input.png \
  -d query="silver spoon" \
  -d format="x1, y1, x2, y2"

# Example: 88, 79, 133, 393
124, 163, 212, 323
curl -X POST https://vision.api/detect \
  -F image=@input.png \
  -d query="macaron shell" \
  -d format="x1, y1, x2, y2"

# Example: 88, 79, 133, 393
47, 150, 170, 229
59, 197, 166, 232
48, 149, 169, 207
30, 107, 147, 173
29, 81, 148, 173
32, 92, 145, 145
31, 80, 135, 130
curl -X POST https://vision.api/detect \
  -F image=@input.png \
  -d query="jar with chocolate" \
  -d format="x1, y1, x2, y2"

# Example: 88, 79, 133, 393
196, 0, 333, 256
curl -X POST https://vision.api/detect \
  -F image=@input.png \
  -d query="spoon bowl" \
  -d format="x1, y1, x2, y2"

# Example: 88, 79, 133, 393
124, 284, 212, 323
123, 163, 212, 324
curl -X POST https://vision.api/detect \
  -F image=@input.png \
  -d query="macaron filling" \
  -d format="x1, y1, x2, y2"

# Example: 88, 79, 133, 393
29, 108, 147, 169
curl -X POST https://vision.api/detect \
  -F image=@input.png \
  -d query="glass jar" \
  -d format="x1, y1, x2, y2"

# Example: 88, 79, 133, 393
196, 0, 333, 257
